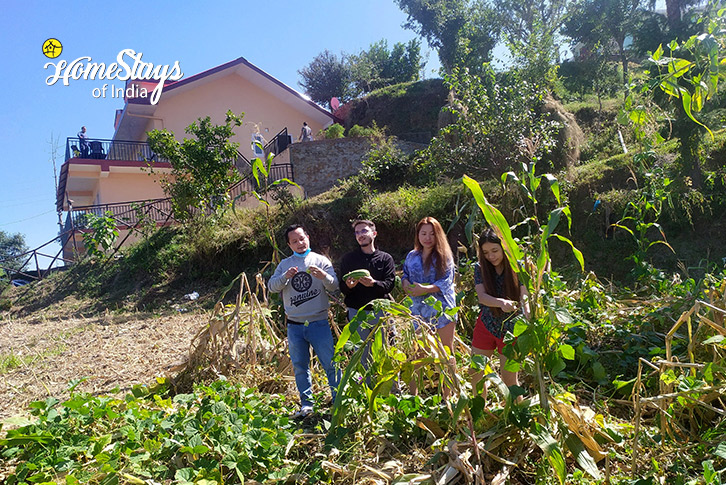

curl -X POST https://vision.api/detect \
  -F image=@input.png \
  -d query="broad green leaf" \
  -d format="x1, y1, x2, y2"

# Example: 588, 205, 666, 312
551, 234, 585, 271
564, 432, 602, 479
659, 80, 680, 98
559, 344, 575, 360
666, 58, 692, 77
651, 44, 664, 61
543, 174, 560, 204
680, 89, 714, 140
529, 422, 566, 484
702, 335, 725, 346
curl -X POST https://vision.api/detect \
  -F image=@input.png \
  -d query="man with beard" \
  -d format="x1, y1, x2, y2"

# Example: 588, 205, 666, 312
339, 219, 396, 368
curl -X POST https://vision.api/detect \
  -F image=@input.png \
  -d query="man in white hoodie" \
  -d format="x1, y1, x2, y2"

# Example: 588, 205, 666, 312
269, 224, 340, 418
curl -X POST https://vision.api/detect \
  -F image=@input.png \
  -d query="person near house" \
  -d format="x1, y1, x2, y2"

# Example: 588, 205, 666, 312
471, 228, 529, 399
339, 219, 396, 369
77, 126, 89, 158
268, 224, 340, 418
299, 121, 313, 142
402, 216, 457, 397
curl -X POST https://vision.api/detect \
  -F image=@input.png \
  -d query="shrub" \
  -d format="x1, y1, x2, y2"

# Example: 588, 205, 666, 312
319, 123, 345, 139
347, 122, 385, 139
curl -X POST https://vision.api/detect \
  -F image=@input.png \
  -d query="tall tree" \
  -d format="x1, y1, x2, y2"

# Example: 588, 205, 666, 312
394, 0, 499, 73
298, 50, 351, 108
496, 0, 570, 83
0, 231, 28, 274
348, 39, 423, 95
147, 111, 243, 221
563, 0, 648, 89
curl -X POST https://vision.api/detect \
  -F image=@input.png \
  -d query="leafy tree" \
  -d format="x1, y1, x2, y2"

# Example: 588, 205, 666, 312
558, 58, 620, 108
621, 9, 726, 188
496, 0, 569, 84
665, 0, 707, 32
563, 0, 648, 91
348, 39, 423, 95
0, 231, 28, 274
80, 211, 119, 260
416, 66, 560, 180
298, 50, 351, 108
394, 0, 499, 73
147, 111, 243, 221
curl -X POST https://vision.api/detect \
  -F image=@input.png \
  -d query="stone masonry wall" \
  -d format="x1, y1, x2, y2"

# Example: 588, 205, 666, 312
287, 138, 423, 197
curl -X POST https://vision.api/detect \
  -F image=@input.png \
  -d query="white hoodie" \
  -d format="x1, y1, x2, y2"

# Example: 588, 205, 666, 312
268, 251, 338, 322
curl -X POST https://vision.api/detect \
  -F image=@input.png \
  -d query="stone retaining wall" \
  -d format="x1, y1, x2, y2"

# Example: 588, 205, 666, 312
286, 138, 424, 197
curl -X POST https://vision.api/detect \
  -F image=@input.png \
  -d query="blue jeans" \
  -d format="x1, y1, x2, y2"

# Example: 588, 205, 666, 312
287, 319, 340, 408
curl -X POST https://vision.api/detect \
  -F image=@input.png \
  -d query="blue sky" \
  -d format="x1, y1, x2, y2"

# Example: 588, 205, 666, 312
0, 0, 444, 265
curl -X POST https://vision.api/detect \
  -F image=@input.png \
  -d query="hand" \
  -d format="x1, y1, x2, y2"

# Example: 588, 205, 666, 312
358, 275, 375, 287
285, 266, 299, 279
500, 299, 518, 312
406, 283, 430, 297
308, 265, 327, 280
345, 278, 359, 289
402, 280, 412, 293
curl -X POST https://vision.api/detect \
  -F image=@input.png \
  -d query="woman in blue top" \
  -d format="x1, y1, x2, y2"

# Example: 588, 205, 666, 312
402, 216, 457, 395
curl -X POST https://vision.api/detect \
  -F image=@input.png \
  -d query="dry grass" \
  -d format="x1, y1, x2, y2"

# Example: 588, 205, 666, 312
0, 310, 205, 424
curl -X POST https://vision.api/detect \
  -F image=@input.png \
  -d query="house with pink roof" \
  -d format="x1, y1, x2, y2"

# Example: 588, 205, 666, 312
57, 57, 336, 260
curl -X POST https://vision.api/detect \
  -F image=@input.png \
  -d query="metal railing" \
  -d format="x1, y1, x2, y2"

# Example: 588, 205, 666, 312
64, 197, 175, 233
229, 163, 294, 202
63, 163, 294, 232
0, 232, 76, 282
264, 127, 292, 157
65, 137, 166, 163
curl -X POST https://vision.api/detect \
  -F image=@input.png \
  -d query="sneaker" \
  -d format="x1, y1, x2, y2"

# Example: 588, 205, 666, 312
291, 406, 313, 419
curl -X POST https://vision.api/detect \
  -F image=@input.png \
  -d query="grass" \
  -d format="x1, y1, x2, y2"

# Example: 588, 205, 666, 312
0, 344, 67, 375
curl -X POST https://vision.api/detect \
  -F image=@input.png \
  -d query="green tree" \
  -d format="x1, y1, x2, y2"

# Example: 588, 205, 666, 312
0, 231, 28, 274
563, 0, 647, 91
298, 50, 351, 108
147, 111, 243, 221
80, 211, 119, 260
348, 39, 423, 95
394, 0, 499, 73
622, 9, 726, 188
417, 66, 560, 179
496, 0, 569, 84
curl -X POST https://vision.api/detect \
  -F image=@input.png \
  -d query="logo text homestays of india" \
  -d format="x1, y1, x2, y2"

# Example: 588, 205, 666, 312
44, 48, 184, 105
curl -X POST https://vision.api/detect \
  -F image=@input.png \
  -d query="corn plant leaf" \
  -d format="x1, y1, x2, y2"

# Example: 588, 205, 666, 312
529, 422, 566, 485
543, 174, 560, 205
564, 432, 602, 480
551, 234, 585, 271
679, 89, 714, 140
463, 175, 523, 269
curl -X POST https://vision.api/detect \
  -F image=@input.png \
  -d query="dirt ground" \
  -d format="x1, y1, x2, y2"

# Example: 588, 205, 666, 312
0, 310, 207, 424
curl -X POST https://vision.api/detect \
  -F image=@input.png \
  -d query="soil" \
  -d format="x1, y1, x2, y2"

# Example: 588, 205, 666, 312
0, 310, 207, 424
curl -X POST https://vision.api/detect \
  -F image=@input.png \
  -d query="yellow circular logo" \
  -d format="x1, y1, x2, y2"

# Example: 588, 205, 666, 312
42, 38, 63, 59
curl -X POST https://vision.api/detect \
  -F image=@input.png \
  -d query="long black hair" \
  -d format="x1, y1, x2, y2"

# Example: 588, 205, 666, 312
477, 228, 521, 317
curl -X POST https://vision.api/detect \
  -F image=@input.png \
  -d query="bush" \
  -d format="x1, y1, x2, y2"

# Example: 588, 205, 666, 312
347, 122, 385, 139
319, 123, 345, 139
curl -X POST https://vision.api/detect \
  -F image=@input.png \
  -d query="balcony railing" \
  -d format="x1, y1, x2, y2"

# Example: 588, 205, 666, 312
64, 197, 175, 233
63, 163, 294, 235
65, 137, 167, 163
